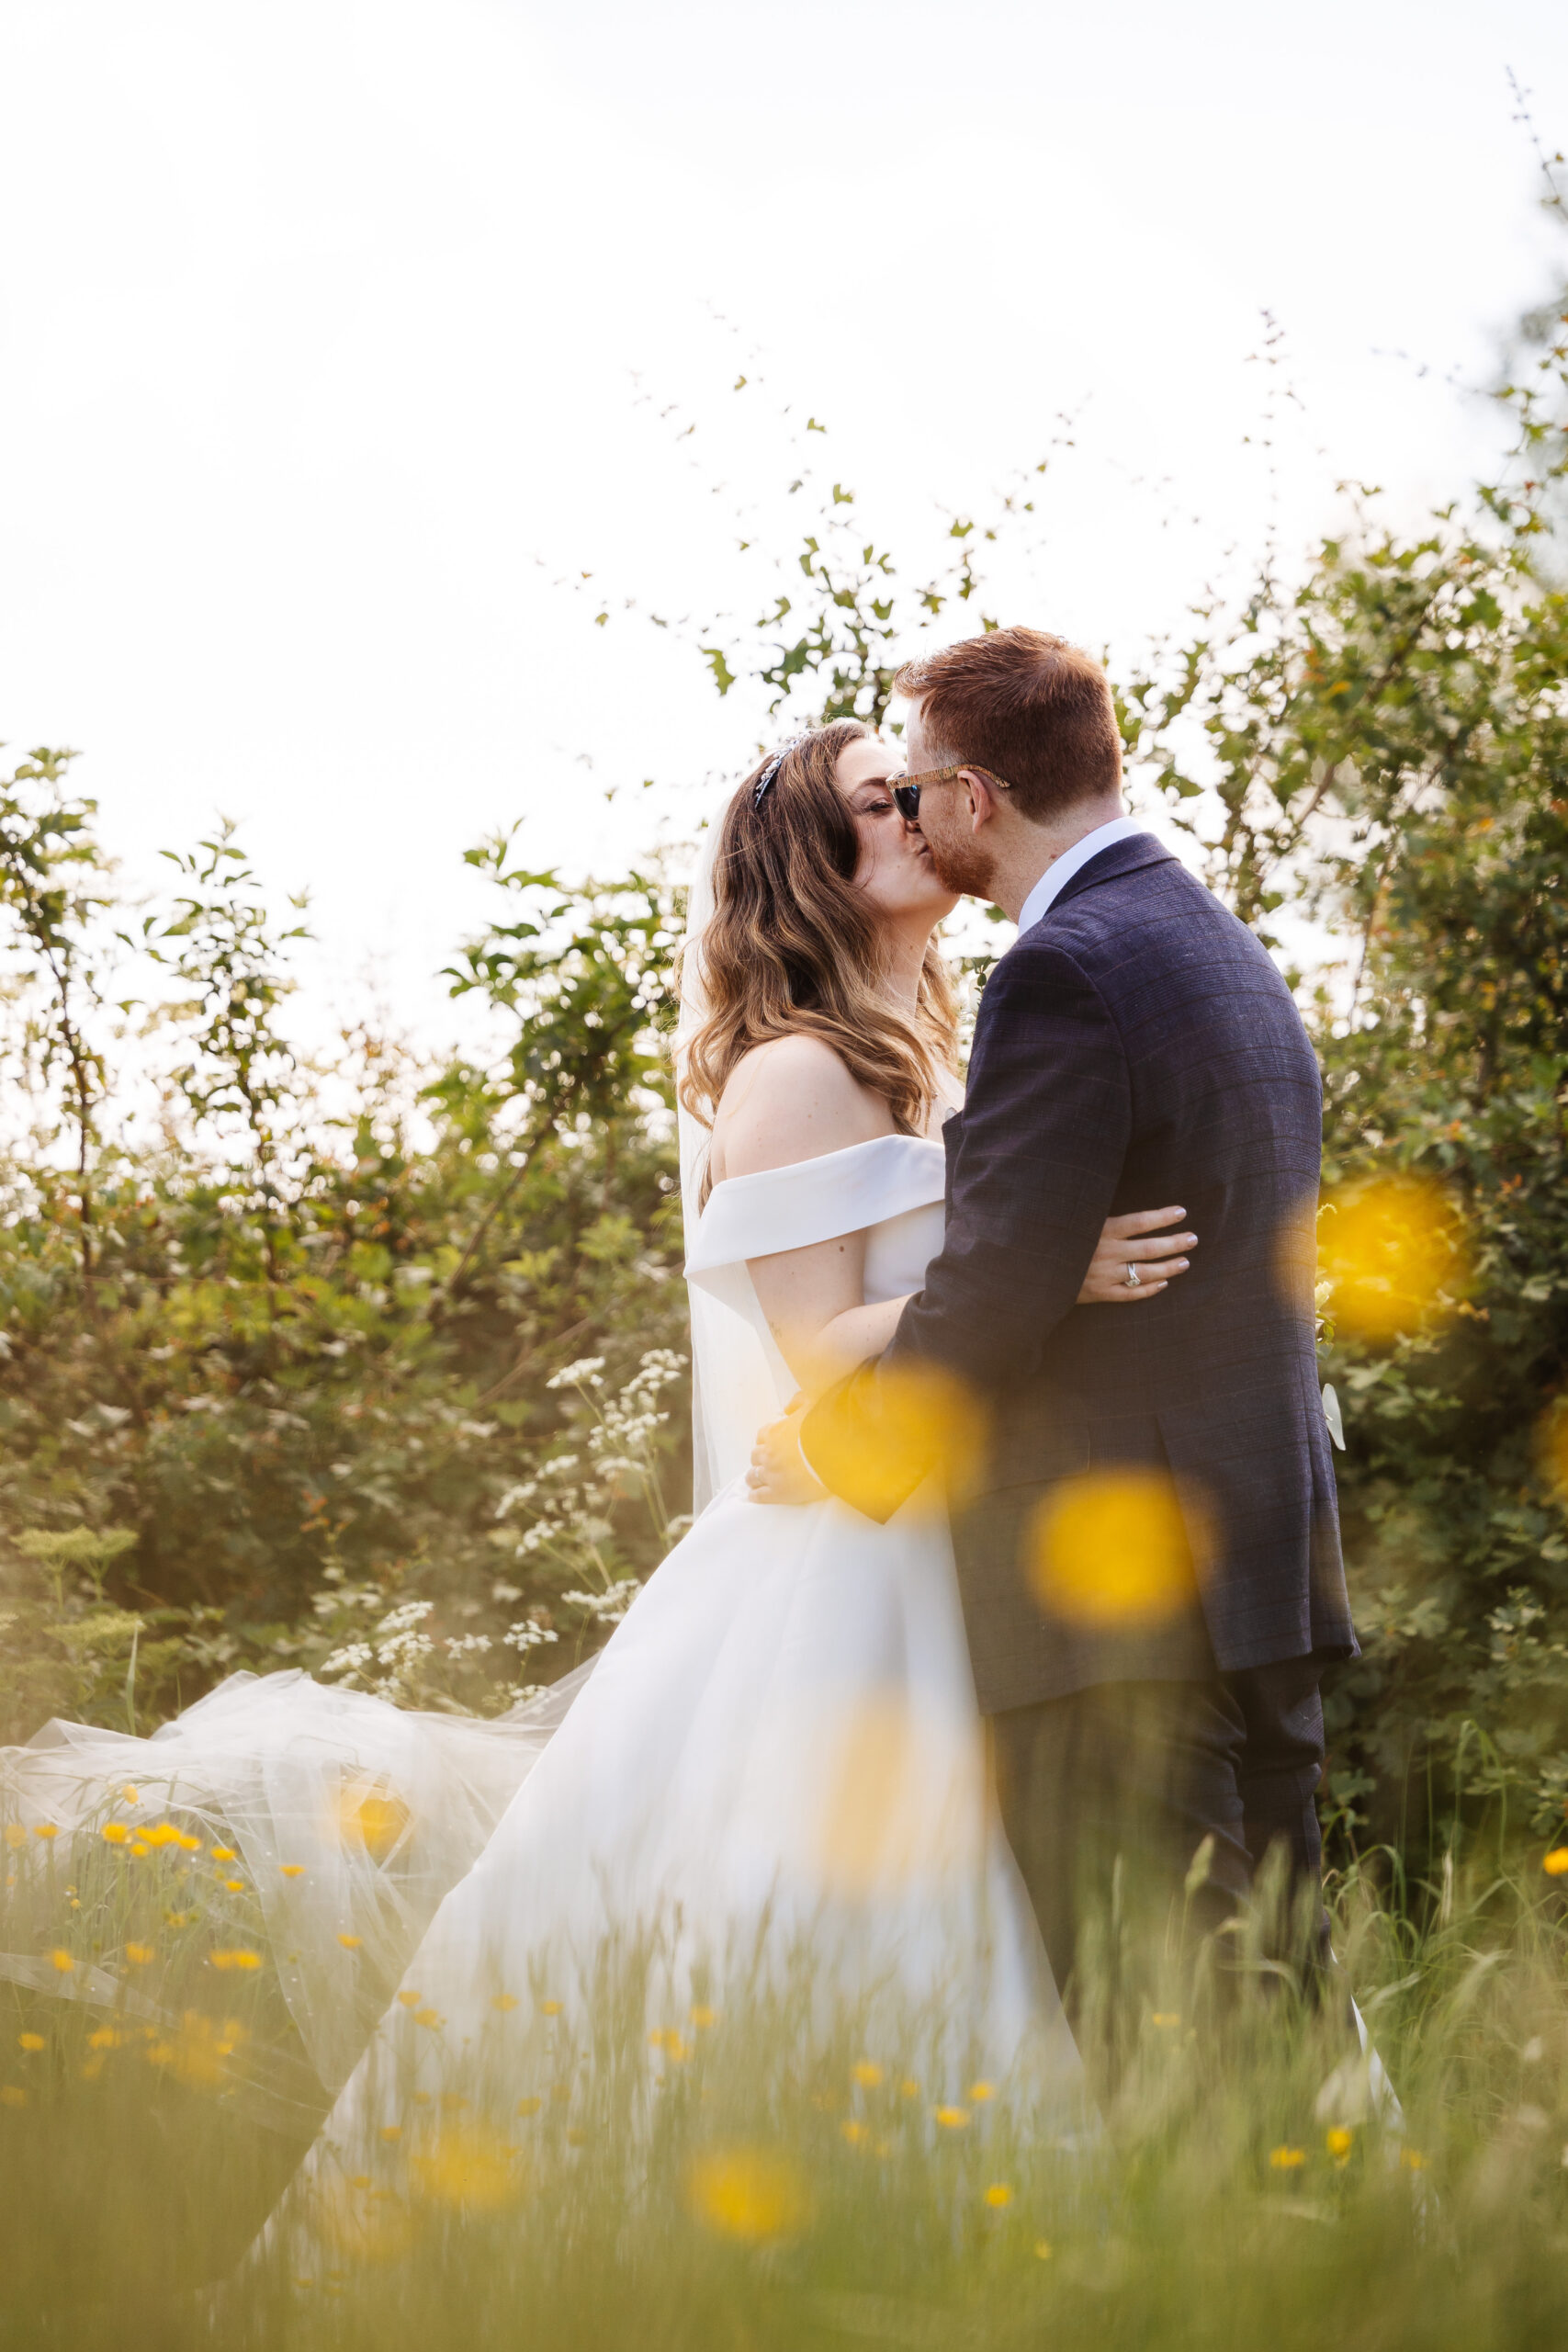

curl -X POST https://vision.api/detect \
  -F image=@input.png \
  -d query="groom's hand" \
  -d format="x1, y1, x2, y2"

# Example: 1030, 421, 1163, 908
746, 1395, 829, 1507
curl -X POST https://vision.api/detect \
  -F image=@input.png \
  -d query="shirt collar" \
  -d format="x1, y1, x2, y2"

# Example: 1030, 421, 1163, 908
1015, 815, 1147, 937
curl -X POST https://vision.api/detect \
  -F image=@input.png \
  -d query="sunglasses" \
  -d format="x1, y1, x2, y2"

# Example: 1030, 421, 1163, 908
890, 764, 1014, 823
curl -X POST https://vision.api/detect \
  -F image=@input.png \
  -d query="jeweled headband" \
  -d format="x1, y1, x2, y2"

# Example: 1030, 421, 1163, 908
751, 735, 809, 810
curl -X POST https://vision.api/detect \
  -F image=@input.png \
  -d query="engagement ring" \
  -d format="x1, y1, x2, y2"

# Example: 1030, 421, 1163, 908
1123, 1263, 1141, 1287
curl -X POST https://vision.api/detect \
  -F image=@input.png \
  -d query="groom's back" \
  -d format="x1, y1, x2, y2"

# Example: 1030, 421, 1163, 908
948, 840, 1355, 1710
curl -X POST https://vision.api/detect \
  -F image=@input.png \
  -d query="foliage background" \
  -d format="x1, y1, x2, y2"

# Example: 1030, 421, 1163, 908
4, 227, 1568, 1872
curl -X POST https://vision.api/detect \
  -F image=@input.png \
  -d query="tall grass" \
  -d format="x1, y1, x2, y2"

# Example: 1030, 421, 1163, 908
6, 1830, 1568, 2350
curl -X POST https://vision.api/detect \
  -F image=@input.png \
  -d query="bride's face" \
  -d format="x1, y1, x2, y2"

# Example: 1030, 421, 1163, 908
834, 738, 959, 929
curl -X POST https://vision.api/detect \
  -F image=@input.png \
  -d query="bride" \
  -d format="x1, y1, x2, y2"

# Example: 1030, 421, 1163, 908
254, 719, 1192, 2184
0, 720, 1193, 2188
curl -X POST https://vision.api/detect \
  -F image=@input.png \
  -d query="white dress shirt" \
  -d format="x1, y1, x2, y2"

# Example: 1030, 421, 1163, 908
1014, 814, 1147, 938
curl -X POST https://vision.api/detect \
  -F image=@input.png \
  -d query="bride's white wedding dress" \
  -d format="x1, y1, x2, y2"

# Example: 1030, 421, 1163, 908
272, 1131, 1075, 2188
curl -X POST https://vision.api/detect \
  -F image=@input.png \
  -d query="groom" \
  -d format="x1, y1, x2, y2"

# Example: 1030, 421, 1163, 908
751, 626, 1357, 2017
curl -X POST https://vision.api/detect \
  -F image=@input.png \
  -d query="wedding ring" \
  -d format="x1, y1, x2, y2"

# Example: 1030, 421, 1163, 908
1122, 1263, 1141, 1288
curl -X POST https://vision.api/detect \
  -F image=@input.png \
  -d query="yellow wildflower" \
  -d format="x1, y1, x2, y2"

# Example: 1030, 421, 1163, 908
338, 1933, 363, 1951
124, 1943, 155, 1965
1152, 2012, 1181, 2029
223, 1878, 246, 1894
1269, 2146, 1307, 2171
4, 1826, 26, 1849
491, 1993, 519, 2013
516, 2098, 542, 2118
210, 1846, 237, 1861
17, 2033, 44, 2052
1, 2086, 27, 2107
279, 1864, 305, 1878
539, 1999, 563, 2016
101, 1823, 130, 1846
413, 2008, 442, 2030
210, 1949, 263, 1971
1034, 2240, 1054, 2261
1545, 1849, 1568, 1877
690, 2004, 717, 2029
176, 1833, 201, 1851
686, 2146, 811, 2245
934, 2107, 970, 2130
984, 2183, 1013, 2209
142, 1823, 180, 1848
899, 2077, 920, 2099
121, 1785, 140, 1804
1401, 2149, 1427, 2172
397, 1991, 423, 2008
968, 2080, 996, 2103
87, 2028, 122, 2052
379, 2124, 402, 2143
130, 1844, 150, 1859
50, 1949, 73, 1973
164, 1910, 191, 1928
1325, 2126, 1354, 2161
852, 2061, 885, 2088
32, 1824, 58, 1841
412, 2122, 525, 2211
840, 2119, 869, 2147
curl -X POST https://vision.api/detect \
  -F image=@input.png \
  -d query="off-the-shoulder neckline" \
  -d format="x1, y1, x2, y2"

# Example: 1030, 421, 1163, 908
705, 1130, 946, 1202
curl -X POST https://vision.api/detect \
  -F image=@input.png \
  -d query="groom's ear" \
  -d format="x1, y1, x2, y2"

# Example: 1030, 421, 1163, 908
963, 769, 1003, 831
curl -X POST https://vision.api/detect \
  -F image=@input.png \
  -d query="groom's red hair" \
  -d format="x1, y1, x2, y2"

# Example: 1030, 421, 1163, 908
894, 627, 1122, 822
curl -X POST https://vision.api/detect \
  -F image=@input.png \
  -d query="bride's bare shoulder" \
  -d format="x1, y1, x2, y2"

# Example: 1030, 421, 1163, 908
711, 1035, 894, 1184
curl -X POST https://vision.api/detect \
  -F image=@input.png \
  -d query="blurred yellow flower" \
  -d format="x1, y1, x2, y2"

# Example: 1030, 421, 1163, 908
338, 1933, 363, 1951
1, 2086, 27, 2107
164, 1910, 191, 1928
934, 2107, 970, 2130
690, 2005, 717, 2029
87, 2027, 123, 2051
1269, 2146, 1306, 2171
50, 1950, 73, 1973
222, 1878, 246, 1894
210, 1949, 263, 1971
412, 2123, 525, 2212
1034, 2240, 1054, 2261
1152, 2012, 1181, 2029
175, 1833, 201, 1851
101, 1823, 130, 1846
805, 1360, 988, 1522
4, 1826, 26, 1849
1543, 1849, 1568, 1877
333, 1781, 410, 1862
146, 2011, 248, 2087
1030, 1468, 1205, 1629
279, 1864, 306, 1878
210, 1846, 237, 1862
968, 2080, 996, 2103
413, 2008, 442, 2030
491, 1993, 519, 2013
130, 1844, 150, 1859
852, 2061, 885, 2088
1316, 1178, 1469, 1340
397, 1991, 423, 2007
121, 1785, 140, 1804
17, 2033, 44, 2052
1400, 2149, 1427, 2172
32, 1824, 58, 1841
141, 1823, 180, 1848
539, 1999, 563, 2016
379, 2124, 402, 2143
686, 2145, 811, 2245
1326, 2126, 1354, 2161
124, 1942, 155, 1965
840, 2120, 869, 2147
899, 2078, 920, 2099
515, 2098, 542, 2118
984, 2183, 1012, 2209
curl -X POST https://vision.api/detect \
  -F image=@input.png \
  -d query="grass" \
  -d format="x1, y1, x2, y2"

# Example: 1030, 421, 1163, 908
6, 1798, 1568, 2350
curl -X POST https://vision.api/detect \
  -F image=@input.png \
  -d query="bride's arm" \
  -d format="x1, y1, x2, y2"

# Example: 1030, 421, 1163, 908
716, 1035, 903, 1399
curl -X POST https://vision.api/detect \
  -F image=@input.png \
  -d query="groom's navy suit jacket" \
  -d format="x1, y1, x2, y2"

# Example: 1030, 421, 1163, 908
805, 831, 1358, 1717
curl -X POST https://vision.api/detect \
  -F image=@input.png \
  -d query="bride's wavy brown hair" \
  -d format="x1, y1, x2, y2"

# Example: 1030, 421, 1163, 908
679, 721, 959, 1151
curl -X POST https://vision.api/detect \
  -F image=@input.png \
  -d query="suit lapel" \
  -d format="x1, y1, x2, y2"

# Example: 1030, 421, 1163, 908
1039, 831, 1174, 922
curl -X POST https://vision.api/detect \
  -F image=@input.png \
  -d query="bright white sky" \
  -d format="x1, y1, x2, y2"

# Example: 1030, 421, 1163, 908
4, 0, 1567, 1054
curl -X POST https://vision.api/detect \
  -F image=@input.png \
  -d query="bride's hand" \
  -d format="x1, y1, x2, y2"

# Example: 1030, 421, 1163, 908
746, 1396, 829, 1507
1078, 1207, 1197, 1304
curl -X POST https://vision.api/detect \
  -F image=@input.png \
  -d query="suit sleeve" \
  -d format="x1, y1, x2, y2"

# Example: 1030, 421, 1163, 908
801, 939, 1131, 1521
